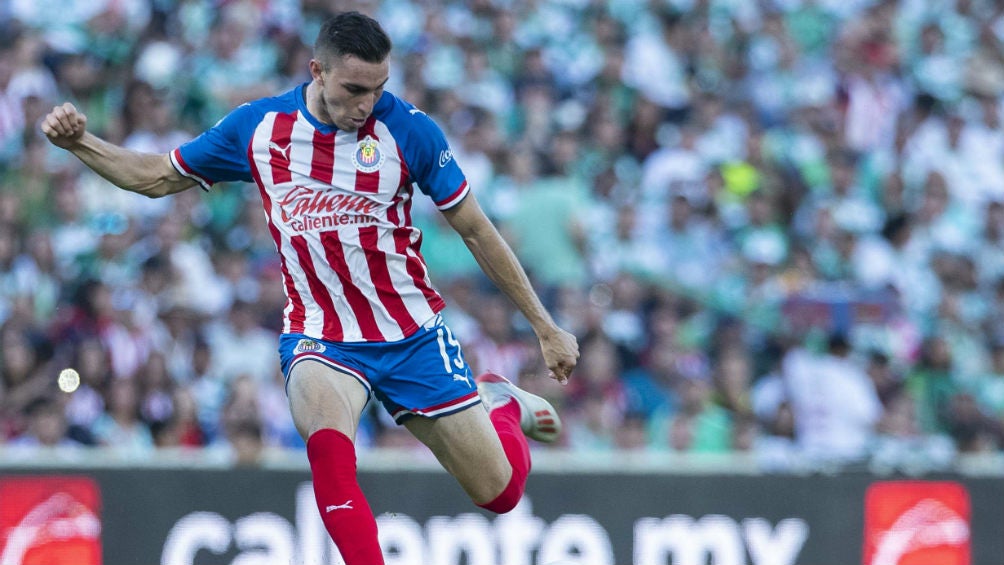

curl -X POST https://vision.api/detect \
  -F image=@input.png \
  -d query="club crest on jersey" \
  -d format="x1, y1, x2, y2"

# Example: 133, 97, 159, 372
294, 338, 326, 354
351, 135, 385, 173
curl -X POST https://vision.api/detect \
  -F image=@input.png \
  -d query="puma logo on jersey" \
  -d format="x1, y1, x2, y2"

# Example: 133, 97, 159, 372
453, 374, 471, 386
409, 108, 426, 116
268, 141, 292, 161
325, 500, 353, 512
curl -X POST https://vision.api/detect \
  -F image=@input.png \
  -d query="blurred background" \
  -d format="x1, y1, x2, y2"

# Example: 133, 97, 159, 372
1, 0, 1004, 480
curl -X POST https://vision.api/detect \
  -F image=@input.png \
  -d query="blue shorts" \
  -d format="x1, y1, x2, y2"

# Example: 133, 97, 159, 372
278, 314, 480, 424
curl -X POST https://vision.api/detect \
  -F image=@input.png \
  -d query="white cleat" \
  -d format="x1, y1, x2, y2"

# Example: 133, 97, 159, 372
476, 373, 562, 443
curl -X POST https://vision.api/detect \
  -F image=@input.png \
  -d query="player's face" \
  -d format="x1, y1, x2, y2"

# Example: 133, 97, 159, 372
311, 55, 389, 131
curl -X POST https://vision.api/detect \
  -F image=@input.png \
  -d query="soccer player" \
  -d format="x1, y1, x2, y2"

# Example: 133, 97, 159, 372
41, 11, 578, 565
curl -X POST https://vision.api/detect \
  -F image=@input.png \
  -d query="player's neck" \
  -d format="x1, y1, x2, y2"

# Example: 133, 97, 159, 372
304, 82, 334, 126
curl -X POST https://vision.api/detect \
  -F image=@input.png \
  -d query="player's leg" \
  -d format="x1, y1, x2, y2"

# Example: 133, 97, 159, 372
404, 374, 561, 513
404, 402, 519, 508
286, 358, 383, 565
381, 315, 560, 512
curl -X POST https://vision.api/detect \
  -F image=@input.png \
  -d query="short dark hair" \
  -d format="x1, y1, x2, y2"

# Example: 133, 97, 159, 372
314, 11, 392, 66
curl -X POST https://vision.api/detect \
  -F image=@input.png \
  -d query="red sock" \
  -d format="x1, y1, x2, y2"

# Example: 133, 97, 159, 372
307, 429, 384, 565
477, 399, 530, 513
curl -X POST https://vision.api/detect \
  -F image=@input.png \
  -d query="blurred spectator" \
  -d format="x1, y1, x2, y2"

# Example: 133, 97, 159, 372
7, 395, 82, 450
0, 33, 25, 165
206, 374, 270, 464
973, 201, 1004, 297
907, 334, 959, 435
204, 299, 279, 384
63, 337, 110, 445
186, 3, 280, 125
0, 225, 25, 326
614, 411, 650, 451
120, 81, 187, 153
259, 369, 301, 449
639, 124, 707, 227
943, 391, 1003, 453
837, 3, 905, 154
566, 393, 620, 451
150, 387, 205, 449
137, 351, 174, 428
909, 22, 964, 103
621, 8, 690, 117
783, 333, 882, 465
219, 374, 259, 427
870, 388, 956, 472
564, 332, 627, 450
656, 370, 733, 454
797, 148, 884, 236
587, 204, 648, 282
228, 418, 265, 467
465, 293, 534, 383
654, 194, 732, 294
731, 415, 759, 453
865, 350, 904, 405
13, 231, 61, 324
0, 324, 51, 438
713, 346, 754, 417
973, 341, 1004, 421
185, 338, 226, 442
500, 143, 590, 288
90, 377, 154, 457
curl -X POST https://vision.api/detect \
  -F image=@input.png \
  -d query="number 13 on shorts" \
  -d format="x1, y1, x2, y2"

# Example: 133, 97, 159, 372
435, 325, 466, 373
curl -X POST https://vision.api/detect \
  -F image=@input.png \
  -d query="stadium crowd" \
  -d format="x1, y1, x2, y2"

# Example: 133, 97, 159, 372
1, 0, 1004, 472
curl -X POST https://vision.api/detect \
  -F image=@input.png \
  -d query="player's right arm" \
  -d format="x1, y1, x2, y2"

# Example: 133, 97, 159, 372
41, 102, 195, 198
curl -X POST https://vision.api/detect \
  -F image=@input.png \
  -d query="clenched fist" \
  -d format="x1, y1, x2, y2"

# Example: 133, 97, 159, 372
41, 102, 87, 149
538, 326, 579, 385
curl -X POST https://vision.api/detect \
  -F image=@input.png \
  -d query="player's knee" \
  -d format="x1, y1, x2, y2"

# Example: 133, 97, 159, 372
467, 473, 504, 505
474, 467, 525, 514
476, 483, 522, 514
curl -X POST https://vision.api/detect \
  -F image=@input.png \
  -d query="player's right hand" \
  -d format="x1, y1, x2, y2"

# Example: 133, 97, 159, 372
41, 102, 87, 149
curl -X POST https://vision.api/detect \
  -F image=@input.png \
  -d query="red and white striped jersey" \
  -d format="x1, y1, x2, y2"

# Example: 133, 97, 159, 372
171, 85, 469, 342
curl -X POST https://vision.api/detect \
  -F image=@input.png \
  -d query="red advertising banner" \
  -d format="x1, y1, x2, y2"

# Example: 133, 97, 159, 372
0, 476, 102, 565
863, 481, 970, 565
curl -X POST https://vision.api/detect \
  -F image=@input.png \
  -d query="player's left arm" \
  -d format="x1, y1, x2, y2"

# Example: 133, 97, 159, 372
442, 193, 579, 384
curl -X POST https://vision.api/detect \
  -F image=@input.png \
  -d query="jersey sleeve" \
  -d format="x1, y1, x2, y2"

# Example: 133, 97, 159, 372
400, 111, 469, 210
170, 104, 258, 190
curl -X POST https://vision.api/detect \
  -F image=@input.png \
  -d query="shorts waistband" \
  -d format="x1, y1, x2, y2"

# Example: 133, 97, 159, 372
422, 313, 443, 329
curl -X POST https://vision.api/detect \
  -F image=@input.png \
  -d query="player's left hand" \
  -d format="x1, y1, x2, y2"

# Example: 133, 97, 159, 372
538, 327, 579, 385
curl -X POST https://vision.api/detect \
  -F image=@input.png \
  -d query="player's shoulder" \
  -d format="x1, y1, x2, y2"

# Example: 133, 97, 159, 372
252, 86, 300, 112
373, 91, 442, 136
218, 87, 299, 128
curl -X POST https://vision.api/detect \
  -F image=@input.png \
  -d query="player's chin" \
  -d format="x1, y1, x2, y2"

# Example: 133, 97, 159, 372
342, 117, 367, 130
